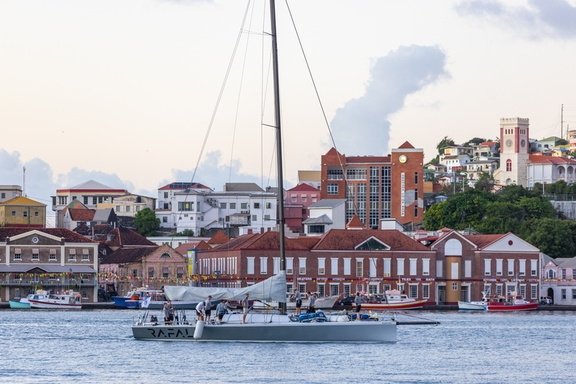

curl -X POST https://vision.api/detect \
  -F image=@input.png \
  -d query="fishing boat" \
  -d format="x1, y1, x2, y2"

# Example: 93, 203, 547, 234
336, 290, 429, 311
28, 290, 82, 310
132, 0, 397, 343
9, 290, 49, 309
487, 292, 539, 312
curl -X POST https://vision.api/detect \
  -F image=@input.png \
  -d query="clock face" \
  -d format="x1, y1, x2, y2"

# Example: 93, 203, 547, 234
399, 155, 407, 163
506, 139, 513, 147
520, 139, 526, 147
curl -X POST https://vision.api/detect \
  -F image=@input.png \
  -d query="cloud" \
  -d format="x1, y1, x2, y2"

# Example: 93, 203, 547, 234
164, 150, 282, 192
455, 0, 576, 39
329, 45, 448, 156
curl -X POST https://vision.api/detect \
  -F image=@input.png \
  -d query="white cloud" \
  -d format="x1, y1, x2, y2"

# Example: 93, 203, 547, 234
455, 0, 576, 39
330, 45, 448, 155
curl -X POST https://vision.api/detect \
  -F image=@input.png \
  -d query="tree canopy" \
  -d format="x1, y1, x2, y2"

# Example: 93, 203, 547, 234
423, 185, 573, 258
134, 208, 160, 236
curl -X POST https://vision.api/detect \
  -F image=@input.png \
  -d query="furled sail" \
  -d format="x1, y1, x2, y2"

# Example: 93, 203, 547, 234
164, 271, 287, 303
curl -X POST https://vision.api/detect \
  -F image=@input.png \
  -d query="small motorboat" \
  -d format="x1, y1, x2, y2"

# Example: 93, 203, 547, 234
9, 290, 49, 309
29, 290, 82, 310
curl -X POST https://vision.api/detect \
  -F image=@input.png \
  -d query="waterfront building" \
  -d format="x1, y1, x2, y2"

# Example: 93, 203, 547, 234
0, 227, 99, 302
0, 185, 22, 203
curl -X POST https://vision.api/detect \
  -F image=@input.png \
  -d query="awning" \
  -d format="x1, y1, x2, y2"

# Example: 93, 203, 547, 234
0, 265, 96, 273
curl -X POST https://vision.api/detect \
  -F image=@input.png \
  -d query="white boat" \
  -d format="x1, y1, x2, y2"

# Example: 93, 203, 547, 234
458, 301, 487, 310
458, 290, 488, 310
133, 272, 397, 342
29, 290, 82, 310
132, 0, 397, 343
9, 290, 49, 309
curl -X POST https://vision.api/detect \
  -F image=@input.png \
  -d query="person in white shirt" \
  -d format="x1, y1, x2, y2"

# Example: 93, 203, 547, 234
195, 300, 206, 321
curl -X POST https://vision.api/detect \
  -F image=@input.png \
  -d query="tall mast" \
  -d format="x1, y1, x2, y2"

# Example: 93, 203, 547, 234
269, 0, 287, 313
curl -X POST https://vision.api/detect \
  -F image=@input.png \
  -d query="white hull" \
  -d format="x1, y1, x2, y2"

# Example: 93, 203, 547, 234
29, 302, 82, 310
458, 301, 487, 310
132, 311, 396, 343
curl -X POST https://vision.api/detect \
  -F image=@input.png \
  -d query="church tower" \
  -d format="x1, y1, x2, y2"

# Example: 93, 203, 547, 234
497, 117, 529, 187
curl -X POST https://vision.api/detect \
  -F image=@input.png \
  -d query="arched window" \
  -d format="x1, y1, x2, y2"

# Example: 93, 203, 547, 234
445, 239, 462, 256
506, 159, 512, 172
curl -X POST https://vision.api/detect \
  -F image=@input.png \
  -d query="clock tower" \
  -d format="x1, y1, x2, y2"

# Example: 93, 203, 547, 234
497, 117, 529, 187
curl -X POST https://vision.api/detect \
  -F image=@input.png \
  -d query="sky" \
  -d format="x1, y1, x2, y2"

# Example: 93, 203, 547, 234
1, 0, 576, 220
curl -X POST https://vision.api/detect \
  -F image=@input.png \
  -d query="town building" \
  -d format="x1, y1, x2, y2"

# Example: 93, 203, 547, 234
541, 254, 576, 305
0, 196, 46, 228
284, 183, 320, 233
320, 142, 424, 229
99, 244, 187, 296
51, 180, 128, 228
0, 185, 22, 203
0, 228, 99, 302
155, 181, 277, 236
430, 230, 541, 304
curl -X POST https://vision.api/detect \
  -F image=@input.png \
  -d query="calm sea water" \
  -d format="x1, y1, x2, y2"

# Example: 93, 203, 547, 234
0, 309, 574, 384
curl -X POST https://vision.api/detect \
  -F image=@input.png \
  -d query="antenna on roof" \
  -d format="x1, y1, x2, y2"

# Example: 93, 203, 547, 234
22, 166, 26, 197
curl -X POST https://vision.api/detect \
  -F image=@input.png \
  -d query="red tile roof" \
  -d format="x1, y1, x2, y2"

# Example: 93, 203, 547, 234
287, 183, 319, 192
313, 229, 430, 251
0, 227, 96, 243
92, 226, 156, 247
68, 208, 95, 221
529, 154, 576, 165
208, 230, 230, 245
398, 141, 415, 149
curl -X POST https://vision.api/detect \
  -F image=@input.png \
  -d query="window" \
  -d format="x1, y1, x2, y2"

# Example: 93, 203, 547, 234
254, 202, 260, 209
162, 267, 169, 278
82, 249, 89, 261
531, 260, 538, 276
32, 249, 39, 261
330, 258, 338, 275
409, 284, 418, 298
68, 249, 76, 261
14, 248, 22, 260
318, 258, 325, 275
220, 202, 227, 209
23, 211, 28, 217
506, 159, 512, 172
484, 259, 491, 276
247, 257, 255, 275
327, 184, 338, 195
49, 249, 57, 261
241, 203, 248, 210
260, 257, 268, 274
230, 203, 236, 209
422, 258, 430, 276
508, 259, 514, 276
299, 258, 306, 275
422, 284, 430, 299
496, 259, 503, 276
11, 211, 16, 217
148, 267, 155, 278
397, 258, 405, 275
409, 258, 417, 276
343, 258, 351, 275
286, 257, 293, 274
177, 267, 184, 278
355, 259, 363, 277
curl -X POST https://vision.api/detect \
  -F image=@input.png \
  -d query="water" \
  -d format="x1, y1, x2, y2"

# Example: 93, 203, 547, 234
0, 309, 574, 383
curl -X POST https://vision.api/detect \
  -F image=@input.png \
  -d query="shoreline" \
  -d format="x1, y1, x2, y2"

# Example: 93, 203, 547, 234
1, 302, 575, 311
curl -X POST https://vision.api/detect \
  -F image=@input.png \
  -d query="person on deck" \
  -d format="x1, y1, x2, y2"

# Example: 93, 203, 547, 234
354, 292, 362, 320
215, 300, 231, 324
242, 293, 250, 324
195, 300, 206, 321
307, 292, 317, 313
204, 295, 213, 324
293, 289, 302, 315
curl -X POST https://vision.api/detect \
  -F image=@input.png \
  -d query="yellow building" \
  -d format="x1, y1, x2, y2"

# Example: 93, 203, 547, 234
0, 196, 46, 228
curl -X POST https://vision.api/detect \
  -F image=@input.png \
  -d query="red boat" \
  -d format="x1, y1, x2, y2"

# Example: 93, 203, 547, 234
487, 294, 539, 312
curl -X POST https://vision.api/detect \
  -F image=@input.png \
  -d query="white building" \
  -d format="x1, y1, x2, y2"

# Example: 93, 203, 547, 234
526, 154, 576, 188
155, 182, 277, 236
303, 199, 346, 235
494, 117, 530, 187
0, 185, 22, 203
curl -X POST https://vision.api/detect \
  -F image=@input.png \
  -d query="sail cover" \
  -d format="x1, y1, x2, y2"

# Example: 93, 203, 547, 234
163, 271, 287, 303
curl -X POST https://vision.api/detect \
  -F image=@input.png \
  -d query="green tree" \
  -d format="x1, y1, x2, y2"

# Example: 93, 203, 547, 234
474, 173, 494, 193
436, 136, 455, 156
520, 218, 576, 258
134, 208, 160, 236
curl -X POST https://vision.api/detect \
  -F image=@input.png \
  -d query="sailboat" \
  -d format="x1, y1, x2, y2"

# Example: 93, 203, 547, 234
131, 0, 397, 343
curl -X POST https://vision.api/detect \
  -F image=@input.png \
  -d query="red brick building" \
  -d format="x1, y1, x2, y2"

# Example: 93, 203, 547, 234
320, 142, 424, 229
